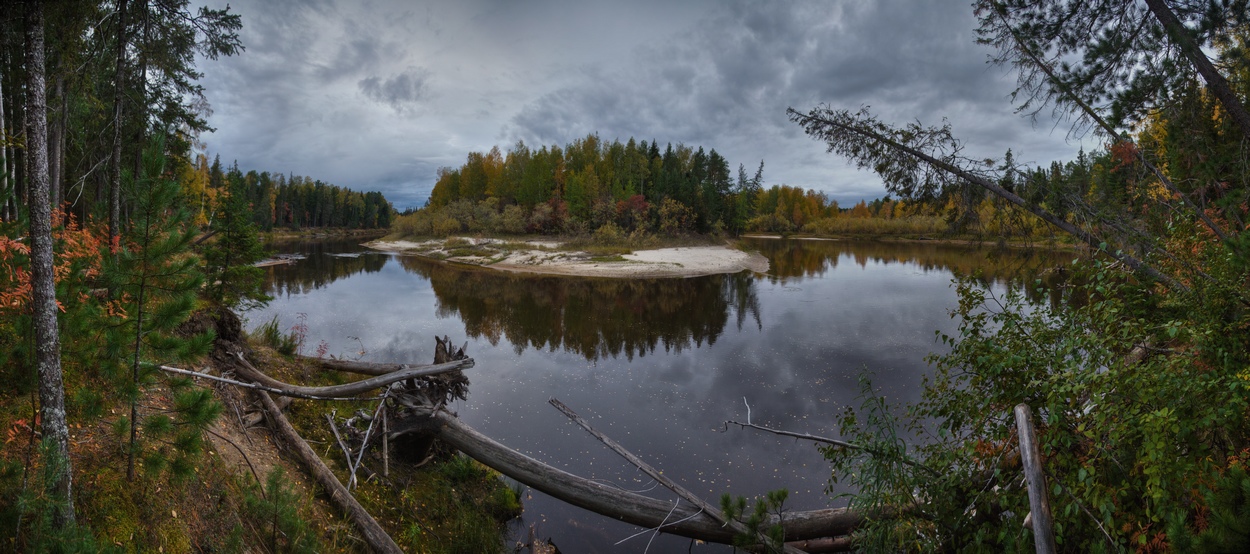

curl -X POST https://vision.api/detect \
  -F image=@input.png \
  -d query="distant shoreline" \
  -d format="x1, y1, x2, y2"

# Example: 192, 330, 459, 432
740, 233, 1084, 251
364, 237, 770, 278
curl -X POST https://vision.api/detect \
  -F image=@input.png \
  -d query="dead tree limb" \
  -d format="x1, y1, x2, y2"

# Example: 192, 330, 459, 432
551, 398, 805, 554
325, 413, 356, 488
297, 356, 464, 377
157, 364, 377, 401
724, 419, 941, 477
233, 351, 471, 398
409, 406, 860, 544
257, 390, 402, 554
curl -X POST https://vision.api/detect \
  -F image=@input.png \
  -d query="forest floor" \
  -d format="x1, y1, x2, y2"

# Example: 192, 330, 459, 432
0, 307, 521, 553
365, 236, 771, 278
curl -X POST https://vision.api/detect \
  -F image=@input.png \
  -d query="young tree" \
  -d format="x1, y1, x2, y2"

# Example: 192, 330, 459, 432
103, 135, 215, 481
203, 160, 269, 310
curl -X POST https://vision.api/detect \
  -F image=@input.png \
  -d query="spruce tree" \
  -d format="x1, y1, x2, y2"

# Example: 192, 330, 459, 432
202, 160, 269, 310
101, 135, 216, 481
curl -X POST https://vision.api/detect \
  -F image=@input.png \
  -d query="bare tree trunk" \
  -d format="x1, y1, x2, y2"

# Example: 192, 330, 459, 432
25, 0, 76, 527
1143, 0, 1250, 139
0, 50, 9, 222
109, 0, 128, 246
48, 74, 63, 221
131, 0, 148, 181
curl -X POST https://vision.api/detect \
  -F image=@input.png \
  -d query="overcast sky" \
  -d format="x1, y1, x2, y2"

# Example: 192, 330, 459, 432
197, 0, 1092, 211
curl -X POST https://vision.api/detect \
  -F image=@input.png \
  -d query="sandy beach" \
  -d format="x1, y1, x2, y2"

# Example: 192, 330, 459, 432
364, 237, 770, 278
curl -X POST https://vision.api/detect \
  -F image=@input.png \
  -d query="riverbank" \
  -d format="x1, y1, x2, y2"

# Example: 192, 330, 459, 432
263, 227, 389, 243
364, 237, 770, 278
743, 233, 1085, 251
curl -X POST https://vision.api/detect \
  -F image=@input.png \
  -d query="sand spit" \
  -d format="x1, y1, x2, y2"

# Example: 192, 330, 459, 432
364, 238, 769, 278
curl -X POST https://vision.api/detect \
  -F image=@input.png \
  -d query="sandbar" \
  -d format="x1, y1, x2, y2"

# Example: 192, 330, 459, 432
364, 238, 770, 278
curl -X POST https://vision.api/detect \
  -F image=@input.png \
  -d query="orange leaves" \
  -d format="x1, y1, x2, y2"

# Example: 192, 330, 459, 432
1110, 140, 1140, 171
4, 416, 37, 445
0, 211, 109, 316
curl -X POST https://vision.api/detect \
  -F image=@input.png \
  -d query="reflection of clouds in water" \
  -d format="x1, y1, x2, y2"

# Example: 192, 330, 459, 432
250, 239, 1060, 553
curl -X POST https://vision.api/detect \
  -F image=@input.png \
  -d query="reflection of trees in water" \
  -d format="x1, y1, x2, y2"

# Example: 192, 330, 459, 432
397, 256, 762, 361
748, 239, 1071, 305
264, 252, 388, 298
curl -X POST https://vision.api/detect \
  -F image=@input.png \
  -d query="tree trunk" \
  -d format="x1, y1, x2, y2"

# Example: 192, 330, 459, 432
48, 74, 63, 220
420, 408, 860, 543
109, 0, 128, 246
0, 50, 9, 222
1143, 0, 1250, 140
131, 0, 148, 181
257, 391, 403, 554
25, 0, 76, 527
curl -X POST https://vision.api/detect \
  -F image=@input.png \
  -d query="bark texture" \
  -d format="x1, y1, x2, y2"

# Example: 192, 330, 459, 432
109, 0, 127, 245
25, 0, 76, 526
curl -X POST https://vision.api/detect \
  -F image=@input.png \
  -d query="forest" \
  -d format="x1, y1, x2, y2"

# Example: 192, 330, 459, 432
185, 155, 394, 231
0, 1, 409, 552
403, 130, 1161, 245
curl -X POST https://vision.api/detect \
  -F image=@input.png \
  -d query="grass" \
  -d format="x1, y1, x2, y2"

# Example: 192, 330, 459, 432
275, 350, 521, 554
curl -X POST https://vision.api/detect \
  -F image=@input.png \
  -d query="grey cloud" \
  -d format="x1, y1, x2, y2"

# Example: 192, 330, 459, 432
200, 0, 1086, 210
507, 0, 1074, 198
317, 36, 384, 81
358, 69, 430, 111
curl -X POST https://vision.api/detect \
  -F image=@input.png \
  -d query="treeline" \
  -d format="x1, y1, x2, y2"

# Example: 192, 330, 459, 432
184, 155, 394, 231
405, 134, 765, 237
403, 132, 1140, 241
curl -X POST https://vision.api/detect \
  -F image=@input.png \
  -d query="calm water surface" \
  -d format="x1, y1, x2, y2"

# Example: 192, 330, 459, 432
248, 237, 1069, 553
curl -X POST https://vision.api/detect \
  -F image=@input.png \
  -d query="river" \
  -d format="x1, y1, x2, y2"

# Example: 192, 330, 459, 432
247, 237, 1069, 552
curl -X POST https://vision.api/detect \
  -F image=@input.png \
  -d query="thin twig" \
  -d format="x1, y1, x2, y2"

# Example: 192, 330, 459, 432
551, 398, 805, 554
724, 419, 941, 478
325, 413, 356, 488
350, 390, 391, 489
203, 427, 265, 498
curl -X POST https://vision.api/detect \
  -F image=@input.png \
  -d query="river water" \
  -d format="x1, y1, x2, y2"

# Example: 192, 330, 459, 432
247, 237, 1069, 552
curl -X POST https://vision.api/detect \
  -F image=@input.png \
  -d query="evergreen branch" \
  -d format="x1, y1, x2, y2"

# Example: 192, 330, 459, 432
787, 106, 1186, 292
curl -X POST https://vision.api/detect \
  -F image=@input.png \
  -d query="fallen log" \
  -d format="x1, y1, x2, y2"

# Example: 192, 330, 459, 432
233, 351, 472, 398
297, 356, 423, 376
551, 398, 805, 554
256, 390, 402, 554
410, 407, 861, 544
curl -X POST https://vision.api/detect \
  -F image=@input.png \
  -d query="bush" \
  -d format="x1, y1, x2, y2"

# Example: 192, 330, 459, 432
591, 222, 625, 245
657, 198, 696, 236
498, 205, 528, 234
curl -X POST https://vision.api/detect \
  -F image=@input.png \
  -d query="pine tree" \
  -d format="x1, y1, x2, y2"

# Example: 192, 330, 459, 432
102, 135, 216, 481
202, 160, 269, 310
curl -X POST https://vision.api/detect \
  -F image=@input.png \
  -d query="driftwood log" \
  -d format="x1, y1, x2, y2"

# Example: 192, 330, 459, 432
256, 389, 402, 554
192, 336, 862, 550
395, 405, 862, 544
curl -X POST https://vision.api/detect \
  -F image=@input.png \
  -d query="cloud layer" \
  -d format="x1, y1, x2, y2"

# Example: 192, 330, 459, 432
198, 0, 1090, 210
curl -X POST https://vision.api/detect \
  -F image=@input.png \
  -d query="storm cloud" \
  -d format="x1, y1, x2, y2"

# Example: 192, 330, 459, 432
359, 69, 430, 111
198, 0, 1091, 210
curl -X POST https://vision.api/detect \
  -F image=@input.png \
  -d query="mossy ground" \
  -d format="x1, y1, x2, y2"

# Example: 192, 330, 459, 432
0, 332, 521, 553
